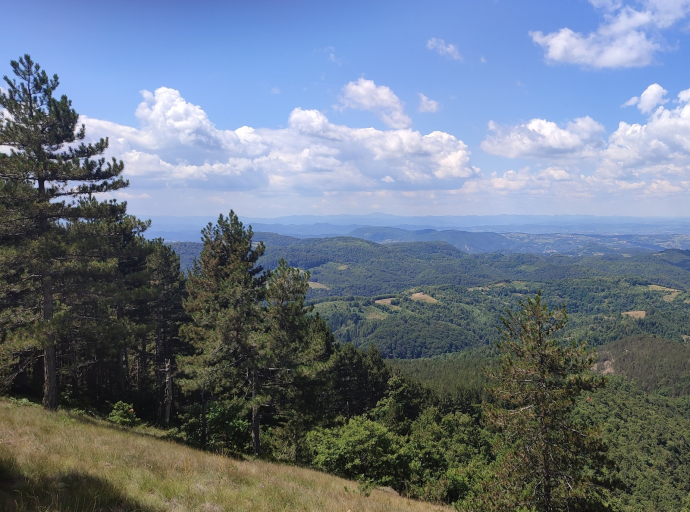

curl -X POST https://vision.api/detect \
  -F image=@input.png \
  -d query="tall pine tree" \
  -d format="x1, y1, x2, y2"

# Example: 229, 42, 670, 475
179, 211, 266, 450
474, 292, 611, 512
0, 55, 128, 410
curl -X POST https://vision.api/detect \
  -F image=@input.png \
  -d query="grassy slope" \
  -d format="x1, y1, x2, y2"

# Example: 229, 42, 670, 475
0, 400, 447, 512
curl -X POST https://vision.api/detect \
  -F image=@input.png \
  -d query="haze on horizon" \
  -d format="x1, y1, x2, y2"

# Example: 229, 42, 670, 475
4, 0, 690, 218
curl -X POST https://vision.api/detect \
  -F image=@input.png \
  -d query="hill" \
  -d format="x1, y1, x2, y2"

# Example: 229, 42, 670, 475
170, 237, 690, 358
0, 399, 447, 512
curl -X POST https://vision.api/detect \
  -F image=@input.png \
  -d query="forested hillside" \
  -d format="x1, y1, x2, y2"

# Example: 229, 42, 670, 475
4, 56, 690, 511
174, 238, 690, 358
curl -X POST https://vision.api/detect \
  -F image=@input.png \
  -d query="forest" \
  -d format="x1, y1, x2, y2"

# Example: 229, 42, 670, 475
2, 55, 690, 512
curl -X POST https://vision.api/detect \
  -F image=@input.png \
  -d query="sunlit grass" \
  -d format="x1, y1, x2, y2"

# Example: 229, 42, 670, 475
0, 398, 448, 512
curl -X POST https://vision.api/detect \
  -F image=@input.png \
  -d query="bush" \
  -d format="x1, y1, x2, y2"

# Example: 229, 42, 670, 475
306, 417, 408, 489
107, 402, 140, 427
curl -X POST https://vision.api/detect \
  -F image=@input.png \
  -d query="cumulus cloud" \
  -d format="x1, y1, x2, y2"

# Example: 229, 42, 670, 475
678, 87, 690, 103
622, 83, 668, 113
426, 38, 462, 61
336, 78, 411, 129
83, 86, 476, 200
480, 82, 690, 198
530, 1, 690, 68
481, 116, 605, 159
417, 93, 440, 113
598, 89, 690, 178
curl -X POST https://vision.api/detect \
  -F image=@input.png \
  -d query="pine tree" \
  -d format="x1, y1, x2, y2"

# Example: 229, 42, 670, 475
475, 292, 611, 512
0, 55, 128, 410
179, 211, 266, 450
146, 240, 187, 425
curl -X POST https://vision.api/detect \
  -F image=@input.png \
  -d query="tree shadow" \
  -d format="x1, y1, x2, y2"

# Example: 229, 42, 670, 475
0, 454, 160, 512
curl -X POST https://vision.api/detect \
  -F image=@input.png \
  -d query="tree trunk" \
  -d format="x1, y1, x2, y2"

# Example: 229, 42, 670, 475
163, 359, 173, 426
252, 370, 261, 456
138, 337, 146, 390
201, 386, 207, 449
118, 348, 126, 394
42, 276, 57, 411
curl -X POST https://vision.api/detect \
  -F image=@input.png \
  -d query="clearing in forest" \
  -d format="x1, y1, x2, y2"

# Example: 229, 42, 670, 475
308, 281, 329, 290
622, 310, 646, 319
410, 292, 438, 304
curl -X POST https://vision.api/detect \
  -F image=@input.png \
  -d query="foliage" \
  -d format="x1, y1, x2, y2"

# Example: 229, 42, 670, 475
307, 417, 409, 489
107, 401, 140, 427
181, 400, 251, 453
596, 335, 690, 397
476, 293, 611, 512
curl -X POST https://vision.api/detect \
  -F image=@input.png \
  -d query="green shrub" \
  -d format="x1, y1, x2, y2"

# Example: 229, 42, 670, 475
306, 417, 408, 489
107, 402, 140, 427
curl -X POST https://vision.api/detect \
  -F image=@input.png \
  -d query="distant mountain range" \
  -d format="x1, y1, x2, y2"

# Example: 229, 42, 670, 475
169, 227, 690, 272
145, 214, 690, 242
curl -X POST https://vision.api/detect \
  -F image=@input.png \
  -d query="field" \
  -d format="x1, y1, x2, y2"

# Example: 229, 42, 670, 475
0, 399, 448, 512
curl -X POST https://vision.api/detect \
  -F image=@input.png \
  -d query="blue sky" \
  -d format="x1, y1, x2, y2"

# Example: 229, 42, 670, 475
4, 0, 690, 217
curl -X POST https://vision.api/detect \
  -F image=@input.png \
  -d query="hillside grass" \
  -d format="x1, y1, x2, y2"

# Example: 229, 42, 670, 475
0, 399, 448, 512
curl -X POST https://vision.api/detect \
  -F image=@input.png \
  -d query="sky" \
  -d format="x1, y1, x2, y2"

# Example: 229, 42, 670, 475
4, 0, 690, 218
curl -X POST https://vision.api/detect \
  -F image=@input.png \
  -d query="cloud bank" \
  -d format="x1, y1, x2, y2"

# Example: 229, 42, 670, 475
480, 83, 690, 200
85, 86, 476, 202
82, 80, 690, 216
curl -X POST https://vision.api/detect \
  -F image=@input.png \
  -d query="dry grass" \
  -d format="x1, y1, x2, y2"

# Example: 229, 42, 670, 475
622, 310, 646, 319
0, 399, 448, 512
409, 293, 438, 304
307, 281, 329, 290
336, 265, 348, 271
647, 285, 681, 302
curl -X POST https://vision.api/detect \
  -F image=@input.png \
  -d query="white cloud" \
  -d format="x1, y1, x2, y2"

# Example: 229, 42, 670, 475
481, 116, 605, 159
645, 178, 683, 194
336, 78, 412, 129
589, 0, 623, 11
598, 93, 690, 178
271, 87, 281, 95
678, 87, 690, 103
530, 1, 690, 68
82, 86, 476, 200
623, 83, 668, 113
417, 93, 440, 113
480, 83, 690, 193
426, 38, 462, 61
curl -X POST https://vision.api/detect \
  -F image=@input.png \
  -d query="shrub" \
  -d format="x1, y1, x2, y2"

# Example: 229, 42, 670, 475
107, 402, 140, 427
306, 417, 408, 489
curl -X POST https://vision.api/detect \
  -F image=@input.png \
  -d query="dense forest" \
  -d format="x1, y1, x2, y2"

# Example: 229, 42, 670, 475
3, 56, 690, 511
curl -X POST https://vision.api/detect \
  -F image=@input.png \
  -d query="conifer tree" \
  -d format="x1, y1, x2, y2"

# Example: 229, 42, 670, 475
0, 55, 128, 410
475, 292, 611, 512
179, 211, 266, 450
146, 240, 187, 425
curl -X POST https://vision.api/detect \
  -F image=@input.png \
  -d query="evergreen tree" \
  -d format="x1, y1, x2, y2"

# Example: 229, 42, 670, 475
146, 240, 187, 425
0, 55, 128, 410
475, 292, 611, 512
179, 211, 266, 450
